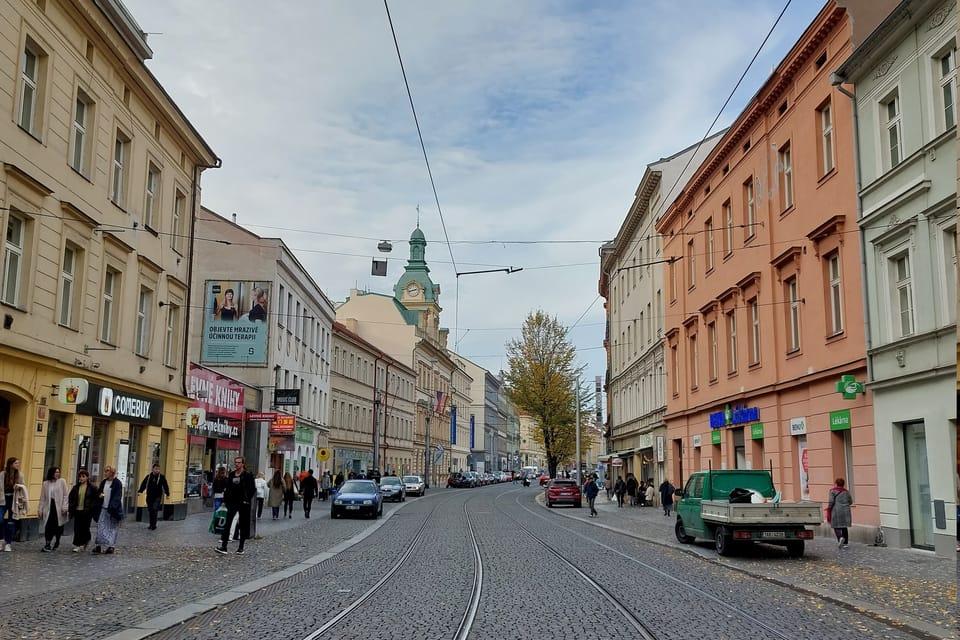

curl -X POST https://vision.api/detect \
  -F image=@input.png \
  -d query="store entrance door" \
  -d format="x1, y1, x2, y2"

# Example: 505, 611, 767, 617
904, 421, 933, 549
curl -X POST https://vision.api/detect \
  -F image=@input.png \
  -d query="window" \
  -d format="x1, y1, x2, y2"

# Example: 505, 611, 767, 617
944, 226, 958, 324
707, 322, 718, 382
171, 189, 185, 252
705, 218, 714, 271
671, 346, 679, 396
18, 40, 44, 135
786, 277, 800, 352
743, 178, 755, 240
892, 253, 914, 337
749, 298, 760, 365
778, 143, 793, 210
687, 239, 696, 288
939, 48, 957, 130
144, 164, 160, 229
819, 102, 834, 174
723, 200, 733, 254
883, 93, 902, 168
827, 252, 843, 335
669, 261, 677, 302
2, 213, 25, 306
111, 132, 130, 207
71, 90, 93, 175
163, 304, 179, 367
135, 287, 153, 355
688, 334, 699, 389
58, 244, 81, 327
726, 309, 737, 374
100, 268, 119, 343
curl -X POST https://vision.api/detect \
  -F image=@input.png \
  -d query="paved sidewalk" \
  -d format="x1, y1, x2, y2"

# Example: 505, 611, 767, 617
544, 490, 957, 639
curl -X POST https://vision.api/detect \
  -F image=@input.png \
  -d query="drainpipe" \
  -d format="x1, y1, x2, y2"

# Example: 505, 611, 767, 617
182, 158, 222, 397
831, 72, 873, 383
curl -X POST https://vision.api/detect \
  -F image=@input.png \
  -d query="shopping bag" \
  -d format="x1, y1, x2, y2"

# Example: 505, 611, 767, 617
209, 505, 228, 535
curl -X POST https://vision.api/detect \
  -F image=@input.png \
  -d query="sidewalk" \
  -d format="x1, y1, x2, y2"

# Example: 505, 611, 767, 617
551, 491, 957, 639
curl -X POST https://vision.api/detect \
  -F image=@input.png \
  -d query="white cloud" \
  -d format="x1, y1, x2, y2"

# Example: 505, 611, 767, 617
125, 0, 826, 381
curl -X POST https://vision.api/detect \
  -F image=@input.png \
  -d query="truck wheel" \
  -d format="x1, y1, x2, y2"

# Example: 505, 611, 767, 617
714, 527, 732, 556
675, 518, 695, 544
786, 540, 804, 558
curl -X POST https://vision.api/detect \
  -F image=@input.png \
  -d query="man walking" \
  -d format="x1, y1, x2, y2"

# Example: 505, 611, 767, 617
137, 464, 170, 530
300, 469, 318, 518
215, 456, 255, 555
583, 473, 600, 517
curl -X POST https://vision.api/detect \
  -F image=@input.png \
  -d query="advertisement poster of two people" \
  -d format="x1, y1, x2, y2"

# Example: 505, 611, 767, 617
201, 281, 271, 364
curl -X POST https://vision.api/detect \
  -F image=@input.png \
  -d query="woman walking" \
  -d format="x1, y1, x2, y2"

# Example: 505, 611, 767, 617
0, 457, 27, 552
254, 472, 268, 519
38, 467, 69, 551
93, 466, 123, 554
827, 478, 854, 549
267, 470, 284, 520
613, 476, 626, 508
68, 469, 97, 552
282, 472, 296, 518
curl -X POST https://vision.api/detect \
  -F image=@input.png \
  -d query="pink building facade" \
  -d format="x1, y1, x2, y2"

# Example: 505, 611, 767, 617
655, 3, 879, 540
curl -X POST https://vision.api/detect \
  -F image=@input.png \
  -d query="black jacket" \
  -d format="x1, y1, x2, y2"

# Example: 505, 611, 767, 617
137, 472, 170, 502
300, 474, 318, 499
223, 470, 256, 508
99, 477, 124, 520
68, 481, 100, 516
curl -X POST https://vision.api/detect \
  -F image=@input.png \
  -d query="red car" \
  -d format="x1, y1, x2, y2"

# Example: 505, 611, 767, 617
538, 473, 551, 486
545, 479, 582, 508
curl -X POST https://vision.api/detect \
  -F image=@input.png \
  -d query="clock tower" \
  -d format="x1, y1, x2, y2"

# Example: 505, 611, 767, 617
395, 226, 442, 328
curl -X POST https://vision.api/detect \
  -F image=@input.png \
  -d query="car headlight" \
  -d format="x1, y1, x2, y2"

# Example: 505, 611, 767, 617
334, 499, 343, 505
362, 499, 373, 505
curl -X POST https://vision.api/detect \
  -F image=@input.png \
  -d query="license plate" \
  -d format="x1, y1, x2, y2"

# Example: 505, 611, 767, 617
761, 531, 785, 538
346, 505, 360, 510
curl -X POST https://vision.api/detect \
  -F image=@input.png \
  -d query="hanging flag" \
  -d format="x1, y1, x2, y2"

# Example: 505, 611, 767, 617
470, 414, 475, 449
450, 405, 457, 445
435, 390, 448, 416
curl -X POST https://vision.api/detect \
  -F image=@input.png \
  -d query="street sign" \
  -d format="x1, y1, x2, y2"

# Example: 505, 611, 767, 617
317, 448, 330, 461
835, 374, 865, 400
274, 389, 300, 406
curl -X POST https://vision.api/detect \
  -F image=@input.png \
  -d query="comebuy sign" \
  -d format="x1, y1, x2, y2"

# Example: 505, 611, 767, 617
76, 383, 163, 426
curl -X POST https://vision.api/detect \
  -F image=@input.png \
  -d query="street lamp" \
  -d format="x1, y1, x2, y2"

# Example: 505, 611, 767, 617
417, 398, 431, 488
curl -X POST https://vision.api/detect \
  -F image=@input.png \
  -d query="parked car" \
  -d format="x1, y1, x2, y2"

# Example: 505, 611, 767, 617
403, 475, 426, 496
538, 473, 551, 486
331, 480, 383, 519
379, 476, 406, 502
545, 479, 582, 508
462, 471, 480, 487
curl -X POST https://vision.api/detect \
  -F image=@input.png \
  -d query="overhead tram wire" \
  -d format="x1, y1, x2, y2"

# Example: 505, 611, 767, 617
658, 0, 793, 211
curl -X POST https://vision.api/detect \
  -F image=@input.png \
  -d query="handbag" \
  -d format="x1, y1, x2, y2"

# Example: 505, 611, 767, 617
209, 505, 228, 535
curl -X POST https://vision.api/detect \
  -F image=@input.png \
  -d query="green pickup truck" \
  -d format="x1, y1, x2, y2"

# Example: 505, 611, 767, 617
674, 469, 822, 558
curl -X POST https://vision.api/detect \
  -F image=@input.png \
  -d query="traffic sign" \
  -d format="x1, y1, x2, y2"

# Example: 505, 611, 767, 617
317, 448, 330, 461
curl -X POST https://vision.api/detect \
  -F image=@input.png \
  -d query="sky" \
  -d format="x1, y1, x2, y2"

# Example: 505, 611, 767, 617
124, 0, 827, 386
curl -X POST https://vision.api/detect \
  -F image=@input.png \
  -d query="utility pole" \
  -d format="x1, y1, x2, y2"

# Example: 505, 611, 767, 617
575, 373, 581, 480
424, 410, 431, 488
373, 364, 381, 475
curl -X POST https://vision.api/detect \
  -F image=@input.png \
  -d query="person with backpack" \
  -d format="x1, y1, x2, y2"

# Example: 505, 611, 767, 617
583, 474, 600, 518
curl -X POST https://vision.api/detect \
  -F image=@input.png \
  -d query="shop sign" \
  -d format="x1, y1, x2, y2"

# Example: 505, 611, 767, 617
267, 435, 295, 452
188, 364, 245, 421
611, 458, 624, 467
274, 389, 300, 406
835, 374, 865, 400
76, 383, 163, 426
247, 412, 277, 422
190, 420, 240, 439
829, 409, 852, 431
270, 414, 296, 434
692, 434, 702, 448
709, 403, 760, 429
57, 378, 89, 405
655, 436, 665, 463
789, 417, 807, 436
711, 430, 722, 445
200, 280, 271, 365
295, 426, 313, 444
638, 432, 653, 449
750, 423, 764, 439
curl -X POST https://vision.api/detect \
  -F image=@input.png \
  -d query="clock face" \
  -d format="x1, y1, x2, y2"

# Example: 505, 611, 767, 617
406, 283, 420, 296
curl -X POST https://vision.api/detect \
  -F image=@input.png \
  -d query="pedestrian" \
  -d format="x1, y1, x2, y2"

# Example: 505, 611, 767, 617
827, 477, 853, 549
267, 470, 284, 520
626, 473, 639, 506
211, 466, 227, 512
254, 472, 268, 518
659, 479, 675, 517
335, 471, 344, 487
0, 457, 28, 552
93, 466, 123, 554
68, 468, 97, 552
320, 471, 331, 501
38, 466, 69, 552
613, 476, 626, 508
215, 456, 255, 555
282, 472, 296, 518
583, 473, 600, 517
637, 480, 647, 507
136, 464, 170, 530
300, 469, 318, 518
644, 480, 655, 508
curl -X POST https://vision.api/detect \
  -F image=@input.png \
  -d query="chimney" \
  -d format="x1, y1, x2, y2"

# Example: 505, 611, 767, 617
232, 213, 237, 223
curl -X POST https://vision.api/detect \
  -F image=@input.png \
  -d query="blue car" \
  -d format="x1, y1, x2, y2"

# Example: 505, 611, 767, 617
331, 480, 383, 519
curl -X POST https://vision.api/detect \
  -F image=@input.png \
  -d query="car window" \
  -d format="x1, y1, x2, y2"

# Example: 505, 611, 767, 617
340, 481, 375, 493
402, 476, 419, 483
382, 478, 400, 485
551, 480, 576, 487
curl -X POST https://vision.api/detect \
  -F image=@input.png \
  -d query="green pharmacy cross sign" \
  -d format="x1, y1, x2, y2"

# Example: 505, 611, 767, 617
835, 374, 865, 400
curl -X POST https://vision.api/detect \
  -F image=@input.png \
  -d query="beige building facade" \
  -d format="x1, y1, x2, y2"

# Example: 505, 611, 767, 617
330, 321, 416, 477
0, 0, 217, 529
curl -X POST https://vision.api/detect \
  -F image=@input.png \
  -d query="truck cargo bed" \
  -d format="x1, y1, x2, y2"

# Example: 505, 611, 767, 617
700, 500, 823, 525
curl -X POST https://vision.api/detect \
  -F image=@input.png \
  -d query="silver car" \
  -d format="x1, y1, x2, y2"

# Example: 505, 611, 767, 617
402, 475, 426, 497
379, 476, 406, 502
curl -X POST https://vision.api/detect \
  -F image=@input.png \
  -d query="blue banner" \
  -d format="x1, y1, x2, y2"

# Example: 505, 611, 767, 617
450, 405, 457, 445
470, 414, 475, 449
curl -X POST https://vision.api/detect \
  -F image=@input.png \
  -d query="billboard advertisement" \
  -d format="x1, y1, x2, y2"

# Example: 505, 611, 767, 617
201, 280, 271, 365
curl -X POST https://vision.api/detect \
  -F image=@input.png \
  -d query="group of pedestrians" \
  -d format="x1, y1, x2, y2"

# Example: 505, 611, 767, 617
256, 468, 333, 521
607, 474, 677, 516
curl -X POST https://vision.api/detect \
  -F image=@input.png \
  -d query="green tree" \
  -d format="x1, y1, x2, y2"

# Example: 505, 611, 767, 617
503, 310, 586, 478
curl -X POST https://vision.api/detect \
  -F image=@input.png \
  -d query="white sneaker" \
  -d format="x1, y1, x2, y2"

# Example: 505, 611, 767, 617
3, 544, 10, 552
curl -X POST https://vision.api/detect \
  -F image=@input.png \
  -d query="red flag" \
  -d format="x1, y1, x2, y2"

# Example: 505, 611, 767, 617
435, 391, 448, 415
